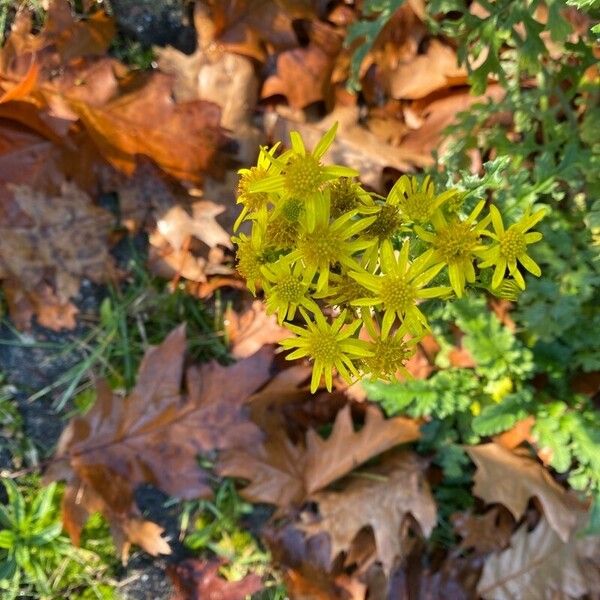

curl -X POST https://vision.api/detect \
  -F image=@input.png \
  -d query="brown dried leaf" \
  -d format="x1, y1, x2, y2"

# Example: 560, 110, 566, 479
386, 40, 467, 100
400, 85, 506, 162
452, 507, 514, 554
303, 452, 437, 574
262, 20, 342, 110
68, 72, 227, 183
157, 30, 263, 164
466, 443, 584, 542
224, 301, 291, 359
219, 404, 421, 508
478, 517, 600, 600
0, 0, 115, 82
46, 326, 274, 559
168, 559, 263, 600
0, 182, 115, 330
303, 404, 421, 494
206, 0, 314, 62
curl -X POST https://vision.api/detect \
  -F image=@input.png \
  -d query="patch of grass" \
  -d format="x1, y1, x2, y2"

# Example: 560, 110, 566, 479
12, 252, 228, 412
181, 479, 286, 598
0, 476, 119, 600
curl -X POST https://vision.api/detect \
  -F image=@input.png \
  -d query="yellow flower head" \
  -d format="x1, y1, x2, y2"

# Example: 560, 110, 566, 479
285, 191, 376, 292
280, 309, 372, 392
232, 225, 268, 294
360, 312, 419, 381
314, 271, 374, 310
416, 200, 490, 297
249, 123, 359, 231
388, 175, 458, 224
350, 240, 451, 338
478, 205, 545, 290
261, 260, 318, 324
234, 144, 281, 231
329, 177, 374, 218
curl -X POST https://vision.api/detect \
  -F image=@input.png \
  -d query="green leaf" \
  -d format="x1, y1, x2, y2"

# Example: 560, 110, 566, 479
472, 395, 530, 436
345, 0, 405, 91
0, 530, 15, 549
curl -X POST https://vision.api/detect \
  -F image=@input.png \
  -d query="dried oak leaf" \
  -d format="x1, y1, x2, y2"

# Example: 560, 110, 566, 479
466, 443, 584, 543
0, 182, 115, 330
385, 40, 467, 100
148, 200, 233, 283
399, 84, 505, 162
205, 0, 314, 62
224, 300, 291, 359
262, 21, 343, 109
168, 558, 263, 600
45, 326, 274, 559
452, 507, 515, 554
219, 404, 420, 508
68, 72, 227, 183
0, 0, 115, 82
478, 516, 600, 600
303, 452, 437, 575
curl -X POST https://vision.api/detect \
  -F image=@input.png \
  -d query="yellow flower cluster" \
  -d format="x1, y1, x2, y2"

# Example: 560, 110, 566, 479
232, 124, 545, 392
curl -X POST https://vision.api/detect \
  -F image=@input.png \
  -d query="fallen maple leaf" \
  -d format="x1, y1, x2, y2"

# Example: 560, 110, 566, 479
466, 443, 584, 543
219, 404, 421, 508
45, 326, 274, 560
303, 452, 437, 574
0, 182, 115, 330
168, 558, 263, 600
478, 516, 600, 600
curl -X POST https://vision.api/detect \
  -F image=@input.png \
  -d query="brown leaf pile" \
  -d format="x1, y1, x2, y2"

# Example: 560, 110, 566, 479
45, 326, 273, 561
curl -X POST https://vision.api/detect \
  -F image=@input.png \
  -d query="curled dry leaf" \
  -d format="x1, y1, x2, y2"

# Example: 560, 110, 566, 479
478, 516, 600, 600
302, 452, 437, 575
0, 182, 115, 330
219, 404, 421, 508
224, 300, 291, 359
45, 326, 274, 560
168, 558, 263, 600
466, 443, 584, 542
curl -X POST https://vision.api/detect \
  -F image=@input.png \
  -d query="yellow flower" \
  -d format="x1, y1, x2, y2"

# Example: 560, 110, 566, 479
285, 192, 376, 292
314, 271, 374, 310
387, 175, 458, 224
350, 240, 451, 338
415, 200, 490, 297
261, 260, 318, 324
478, 205, 545, 289
232, 224, 268, 294
234, 144, 281, 231
280, 309, 372, 392
360, 312, 419, 381
328, 177, 374, 218
249, 123, 359, 231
